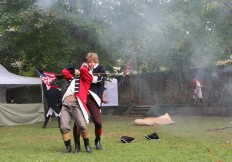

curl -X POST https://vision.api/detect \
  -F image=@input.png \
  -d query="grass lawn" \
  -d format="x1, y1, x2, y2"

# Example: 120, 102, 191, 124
0, 115, 232, 162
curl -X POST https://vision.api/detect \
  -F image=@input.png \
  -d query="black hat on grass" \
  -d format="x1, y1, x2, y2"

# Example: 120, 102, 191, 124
145, 132, 160, 140
120, 136, 135, 143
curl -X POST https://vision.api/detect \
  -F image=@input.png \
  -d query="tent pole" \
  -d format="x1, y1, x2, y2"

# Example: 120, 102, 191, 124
41, 84, 44, 104
41, 84, 48, 121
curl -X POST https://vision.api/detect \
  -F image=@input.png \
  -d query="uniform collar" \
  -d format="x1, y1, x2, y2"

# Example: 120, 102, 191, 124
93, 63, 99, 69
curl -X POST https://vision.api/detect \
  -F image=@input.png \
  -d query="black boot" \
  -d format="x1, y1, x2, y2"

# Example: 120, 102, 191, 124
42, 116, 50, 128
200, 99, 203, 103
192, 98, 196, 104
73, 125, 81, 153
95, 136, 102, 150
64, 140, 72, 153
84, 139, 92, 153
73, 140, 80, 153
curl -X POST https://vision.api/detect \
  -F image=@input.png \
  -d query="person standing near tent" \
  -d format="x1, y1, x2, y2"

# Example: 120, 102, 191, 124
191, 77, 203, 104
72, 52, 106, 153
60, 63, 93, 154
42, 81, 62, 128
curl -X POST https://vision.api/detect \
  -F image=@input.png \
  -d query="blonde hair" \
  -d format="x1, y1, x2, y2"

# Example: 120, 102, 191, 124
86, 52, 99, 63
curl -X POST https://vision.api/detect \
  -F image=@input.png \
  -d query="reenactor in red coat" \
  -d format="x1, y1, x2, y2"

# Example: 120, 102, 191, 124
60, 63, 93, 154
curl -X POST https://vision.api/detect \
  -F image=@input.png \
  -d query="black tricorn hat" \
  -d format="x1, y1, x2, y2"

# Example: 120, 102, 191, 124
120, 136, 135, 143
145, 132, 160, 140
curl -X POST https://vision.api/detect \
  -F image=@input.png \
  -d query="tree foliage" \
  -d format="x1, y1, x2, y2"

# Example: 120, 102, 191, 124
0, 0, 231, 76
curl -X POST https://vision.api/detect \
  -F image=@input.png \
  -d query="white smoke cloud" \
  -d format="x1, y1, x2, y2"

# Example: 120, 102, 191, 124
36, 0, 56, 9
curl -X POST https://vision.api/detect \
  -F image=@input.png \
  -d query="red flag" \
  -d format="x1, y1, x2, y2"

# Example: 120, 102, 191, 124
42, 71, 57, 90
36, 69, 57, 90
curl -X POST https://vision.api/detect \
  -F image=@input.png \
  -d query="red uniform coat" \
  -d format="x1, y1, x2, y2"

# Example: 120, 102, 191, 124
62, 64, 92, 123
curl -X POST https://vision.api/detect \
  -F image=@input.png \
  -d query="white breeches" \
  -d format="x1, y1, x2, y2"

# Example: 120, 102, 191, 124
193, 87, 202, 99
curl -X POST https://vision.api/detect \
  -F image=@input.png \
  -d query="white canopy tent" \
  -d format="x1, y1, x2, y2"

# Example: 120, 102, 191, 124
0, 64, 44, 126
102, 79, 118, 107
0, 64, 42, 102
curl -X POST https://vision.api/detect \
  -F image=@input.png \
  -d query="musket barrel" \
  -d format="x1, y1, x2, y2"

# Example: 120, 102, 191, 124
92, 73, 108, 76
55, 73, 116, 78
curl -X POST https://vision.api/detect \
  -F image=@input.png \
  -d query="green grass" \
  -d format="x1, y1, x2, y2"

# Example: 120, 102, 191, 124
0, 115, 232, 162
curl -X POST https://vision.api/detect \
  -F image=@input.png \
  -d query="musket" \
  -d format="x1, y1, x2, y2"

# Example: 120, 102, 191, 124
55, 73, 118, 79
92, 73, 118, 76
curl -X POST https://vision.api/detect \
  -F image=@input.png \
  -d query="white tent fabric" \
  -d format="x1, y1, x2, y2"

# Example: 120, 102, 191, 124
0, 88, 6, 103
102, 79, 118, 106
0, 64, 42, 103
0, 103, 44, 126
0, 64, 44, 126
0, 64, 41, 88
